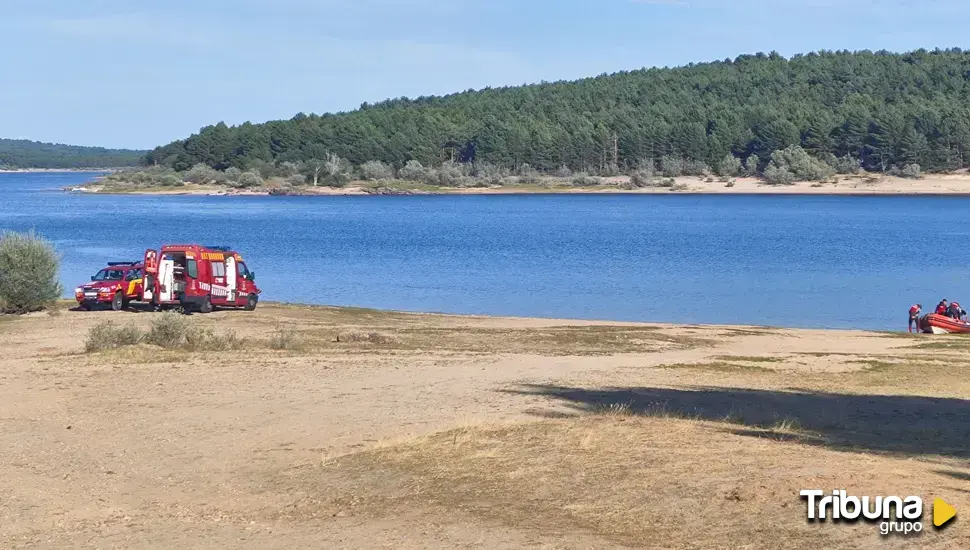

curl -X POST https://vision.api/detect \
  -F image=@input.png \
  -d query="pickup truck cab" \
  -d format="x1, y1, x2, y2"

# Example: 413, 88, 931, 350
74, 262, 144, 311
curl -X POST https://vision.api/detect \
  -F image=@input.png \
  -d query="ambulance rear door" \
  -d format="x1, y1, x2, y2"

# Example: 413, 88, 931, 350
141, 249, 158, 301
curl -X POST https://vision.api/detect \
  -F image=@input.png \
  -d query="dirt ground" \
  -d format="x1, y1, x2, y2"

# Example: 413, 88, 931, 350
0, 302, 967, 548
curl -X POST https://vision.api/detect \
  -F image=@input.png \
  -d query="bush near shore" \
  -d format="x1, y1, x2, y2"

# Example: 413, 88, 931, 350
85, 311, 242, 352
95, 145, 925, 192
0, 230, 62, 314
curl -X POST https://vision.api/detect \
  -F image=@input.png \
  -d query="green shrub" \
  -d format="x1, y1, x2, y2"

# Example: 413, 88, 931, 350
158, 174, 184, 187
766, 145, 834, 182
598, 163, 621, 177
233, 171, 264, 189
185, 327, 242, 351
398, 160, 429, 182
516, 163, 541, 183
571, 173, 601, 186
224, 167, 243, 183
427, 161, 467, 186
833, 155, 861, 174
278, 161, 303, 178
718, 154, 742, 177
359, 160, 394, 181
145, 311, 190, 348
554, 165, 573, 178
629, 169, 654, 187
183, 163, 218, 184
763, 164, 795, 184
743, 154, 760, 176
247, 159, 278, 179
285, 173, 307, 186
660, 155, 685, 177
891, 163, 922, 179
471, 162, 508, 179
85, 321, 143, 352
683, 160, 711, 177
0, 230, 62, 313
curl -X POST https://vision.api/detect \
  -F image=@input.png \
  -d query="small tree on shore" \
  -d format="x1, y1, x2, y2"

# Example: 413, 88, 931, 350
743, 154, 760, 177
359, 160, 394, 180
303, 159, 325, 186
183, 163, 218, 184
224, 167, 243, 183
718, 154, 742, 177
234, 171, 264, 188
399, 160, 429, 181
0, 230, 61, 313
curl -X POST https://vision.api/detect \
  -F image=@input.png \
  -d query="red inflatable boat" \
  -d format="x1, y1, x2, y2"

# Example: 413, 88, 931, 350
920, 313, 970, 334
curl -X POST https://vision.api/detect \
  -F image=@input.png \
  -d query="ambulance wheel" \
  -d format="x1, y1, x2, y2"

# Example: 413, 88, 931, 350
199, 296, 213, 314
245, 295, 258, 311
111, 292, 124, 311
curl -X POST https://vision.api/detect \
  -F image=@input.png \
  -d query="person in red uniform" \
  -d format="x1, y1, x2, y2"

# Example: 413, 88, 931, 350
949, 301, 963, 320
909, 304, 922, 332
936, 299, 948, 315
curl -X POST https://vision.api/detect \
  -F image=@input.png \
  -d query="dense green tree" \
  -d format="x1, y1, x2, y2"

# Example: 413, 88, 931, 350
144, 49, 970, 175
0, 139, 142, 169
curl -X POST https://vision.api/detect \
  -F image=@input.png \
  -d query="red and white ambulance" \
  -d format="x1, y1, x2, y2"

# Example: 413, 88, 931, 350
141, 245, 260, 313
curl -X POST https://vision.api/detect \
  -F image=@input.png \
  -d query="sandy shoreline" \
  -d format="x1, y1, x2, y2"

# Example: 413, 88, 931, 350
65, 172, 970, 197
1, 301, 966, 548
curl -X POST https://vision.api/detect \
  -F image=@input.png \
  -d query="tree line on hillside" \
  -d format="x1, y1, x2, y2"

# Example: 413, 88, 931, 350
146, 49, 970, 178
0, 139, 144, 169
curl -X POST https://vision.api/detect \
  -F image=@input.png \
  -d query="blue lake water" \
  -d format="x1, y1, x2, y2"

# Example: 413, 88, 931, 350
1, 171, 967, 330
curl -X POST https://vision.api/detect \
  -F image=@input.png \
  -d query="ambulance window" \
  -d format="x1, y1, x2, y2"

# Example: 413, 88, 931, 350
237, 263, 249, 279
186, 259, 198, 279
211, 261, 226, 277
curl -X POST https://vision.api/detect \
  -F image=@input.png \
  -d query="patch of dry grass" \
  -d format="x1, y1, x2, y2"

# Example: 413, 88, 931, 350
281, 324, 710, 356
268, 324, 303, 350
336, 331, 398, 345
912, 337, 970, 351
85, 320, 142, 352
713, 355, 785, 363
660, 361, 776, 374
297, 416, 944, 547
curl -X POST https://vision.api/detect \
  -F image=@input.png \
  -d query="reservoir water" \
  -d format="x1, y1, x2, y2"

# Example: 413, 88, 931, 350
2, 171, 967, 331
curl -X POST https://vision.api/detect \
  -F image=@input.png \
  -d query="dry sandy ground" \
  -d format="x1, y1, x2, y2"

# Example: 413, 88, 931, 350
70, 172, 970, 196
0, 303, 967, 549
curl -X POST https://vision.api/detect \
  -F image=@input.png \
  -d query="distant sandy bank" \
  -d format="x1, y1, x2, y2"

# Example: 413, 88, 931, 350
64, 172, 970, 197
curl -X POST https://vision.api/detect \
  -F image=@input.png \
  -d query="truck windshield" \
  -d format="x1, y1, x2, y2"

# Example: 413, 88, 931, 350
92, 269, 125, 281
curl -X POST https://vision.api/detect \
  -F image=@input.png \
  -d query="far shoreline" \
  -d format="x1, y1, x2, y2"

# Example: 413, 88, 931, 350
1, 168, 117, 174
62, 172, 970, 197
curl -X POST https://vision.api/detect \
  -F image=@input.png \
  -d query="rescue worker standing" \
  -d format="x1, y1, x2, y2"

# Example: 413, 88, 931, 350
909, 304, 922, 333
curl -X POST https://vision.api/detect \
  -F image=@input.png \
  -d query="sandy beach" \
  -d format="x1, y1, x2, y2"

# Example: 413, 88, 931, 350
0, 302, 966, 548
65, 172, 970, 197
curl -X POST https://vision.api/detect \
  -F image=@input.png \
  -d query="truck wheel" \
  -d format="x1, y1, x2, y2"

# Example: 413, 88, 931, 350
111, 292, 124, 311
199, 296, 213, 314
245, 295, 258, 311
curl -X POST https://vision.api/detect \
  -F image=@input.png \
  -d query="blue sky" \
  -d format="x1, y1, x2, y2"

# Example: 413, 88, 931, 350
2, 0, 969, 149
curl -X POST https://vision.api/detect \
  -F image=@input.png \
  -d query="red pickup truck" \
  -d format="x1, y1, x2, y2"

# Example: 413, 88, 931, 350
74, 262, 145, 311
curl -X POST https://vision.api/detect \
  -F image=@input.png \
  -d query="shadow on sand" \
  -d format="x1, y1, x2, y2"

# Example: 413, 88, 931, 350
503, 384, 970, 461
